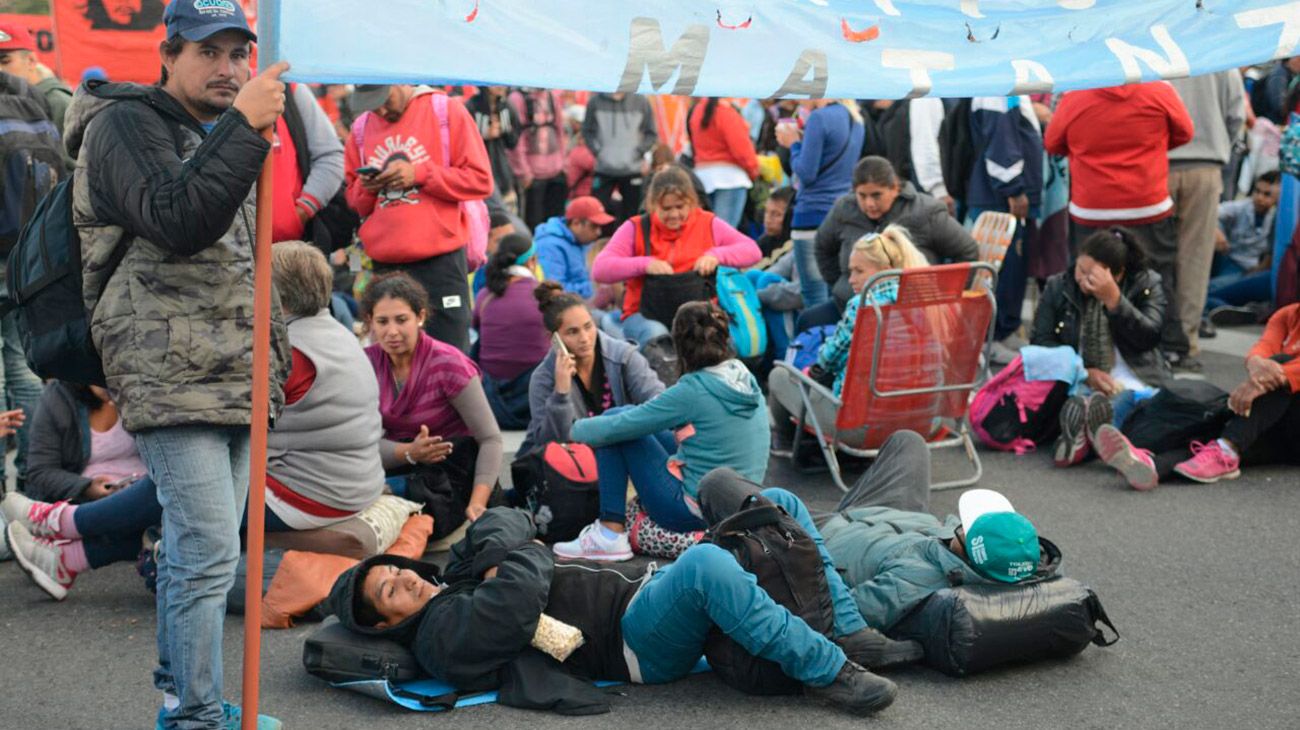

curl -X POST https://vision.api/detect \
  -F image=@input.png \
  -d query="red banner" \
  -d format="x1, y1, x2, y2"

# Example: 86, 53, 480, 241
0, 13, 60, 76
52, 0, 257, 84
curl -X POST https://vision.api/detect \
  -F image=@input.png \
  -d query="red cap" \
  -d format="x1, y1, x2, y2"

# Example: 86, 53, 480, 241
567, 196, 615, 225
0, 23, 34, 52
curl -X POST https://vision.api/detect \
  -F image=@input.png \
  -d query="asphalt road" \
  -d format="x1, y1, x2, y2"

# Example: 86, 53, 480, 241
2, 335, 1297, 729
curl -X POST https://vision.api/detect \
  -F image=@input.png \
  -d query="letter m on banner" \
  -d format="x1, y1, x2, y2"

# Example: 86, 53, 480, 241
618, 17, 709, 95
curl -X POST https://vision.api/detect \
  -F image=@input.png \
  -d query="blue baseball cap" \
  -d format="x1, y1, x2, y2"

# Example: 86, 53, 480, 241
163, 0, 256, 43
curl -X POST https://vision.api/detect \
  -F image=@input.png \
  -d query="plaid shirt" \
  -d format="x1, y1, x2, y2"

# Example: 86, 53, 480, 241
816, 279, 900, 396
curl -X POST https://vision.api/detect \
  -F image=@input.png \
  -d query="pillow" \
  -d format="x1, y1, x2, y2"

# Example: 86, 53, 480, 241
266, 496, 424, 559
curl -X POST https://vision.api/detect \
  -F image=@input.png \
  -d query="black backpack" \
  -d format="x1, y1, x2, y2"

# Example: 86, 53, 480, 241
0, 74, 64, 258
702, 497, 835, 695
509, 442, 600, 543
640, 334, 681, 387
937, 98, 974, 203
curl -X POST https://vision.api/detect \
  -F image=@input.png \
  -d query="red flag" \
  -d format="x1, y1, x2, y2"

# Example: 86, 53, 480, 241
52, 0, 257, 84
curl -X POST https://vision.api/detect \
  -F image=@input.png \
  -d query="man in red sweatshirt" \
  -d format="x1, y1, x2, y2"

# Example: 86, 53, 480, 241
1044, 82, 1195, 369
345, 84, 493, 352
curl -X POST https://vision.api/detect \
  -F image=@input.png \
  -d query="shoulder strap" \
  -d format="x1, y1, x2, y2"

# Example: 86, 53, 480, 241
431, 92, 452, 167
281, 82, 312, 181
1087, 591, 1121, 647
711, 503, 785, 536
639, 214, 651, 258
351, 111, 370, 162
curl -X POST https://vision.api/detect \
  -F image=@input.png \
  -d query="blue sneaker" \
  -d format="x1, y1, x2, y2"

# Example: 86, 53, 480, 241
155, 701, 282, 729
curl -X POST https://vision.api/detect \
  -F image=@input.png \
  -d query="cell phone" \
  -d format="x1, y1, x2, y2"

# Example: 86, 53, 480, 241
108, 474, 138, 490
777, 116, 795, 126
355, 165, 381, 177
552, 332, 570, 358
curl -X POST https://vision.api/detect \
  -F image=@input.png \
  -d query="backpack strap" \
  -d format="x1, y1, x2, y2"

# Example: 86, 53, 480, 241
1087, 591, 1121, 647
639, 213, 651, 258
431, 92, 452, 167
351, 111, 370, 164
710, 503, 785, 536
281, 82, 312, 181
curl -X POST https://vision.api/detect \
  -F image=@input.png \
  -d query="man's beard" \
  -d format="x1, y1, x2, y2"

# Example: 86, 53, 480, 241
192, 94, 235, 118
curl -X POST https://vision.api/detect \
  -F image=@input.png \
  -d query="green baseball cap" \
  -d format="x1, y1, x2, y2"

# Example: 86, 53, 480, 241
958, 489, 1040, 584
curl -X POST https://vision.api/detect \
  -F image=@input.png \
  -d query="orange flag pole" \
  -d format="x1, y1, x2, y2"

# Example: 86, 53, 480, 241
241, 126, 275, 730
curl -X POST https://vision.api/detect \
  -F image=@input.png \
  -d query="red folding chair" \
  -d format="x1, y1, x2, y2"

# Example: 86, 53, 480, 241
775, 262, 996, 492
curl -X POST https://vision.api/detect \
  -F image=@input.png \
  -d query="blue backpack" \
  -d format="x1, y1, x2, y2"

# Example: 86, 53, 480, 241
715, 266, 766, 359
785, 324, 836, 370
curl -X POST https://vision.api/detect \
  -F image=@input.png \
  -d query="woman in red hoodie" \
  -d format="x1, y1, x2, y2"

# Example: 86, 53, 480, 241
688, 98, 759, 228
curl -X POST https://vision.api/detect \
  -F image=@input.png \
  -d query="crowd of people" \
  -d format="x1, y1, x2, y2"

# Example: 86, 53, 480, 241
0, 2, 1298, 727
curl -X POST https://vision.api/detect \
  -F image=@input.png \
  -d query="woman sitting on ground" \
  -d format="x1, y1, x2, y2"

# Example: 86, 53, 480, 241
3, 242, 388, 599
473, 233, 552, 430
363, 272, 504, 539
592, 165, 761, 347
768, 225, 929, 454
519, 282, 664, 455
552, 302, 768, 561
1092, 302, 1300, 490
1030, 227, 1170, 469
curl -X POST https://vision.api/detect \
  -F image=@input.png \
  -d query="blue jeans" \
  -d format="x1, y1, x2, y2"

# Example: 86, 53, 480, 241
621, 532, 847, 685
481, 364, 536, 431
73, 477, 162, 569
600, 310, 670, 349
708, 187, 749, 229
136, 426, 250, 729
1205, 256, 1271, 311
794, 299, 842, 334
790, 228, 829, 308
0, 275, 43, 486
594, 408, 705, 533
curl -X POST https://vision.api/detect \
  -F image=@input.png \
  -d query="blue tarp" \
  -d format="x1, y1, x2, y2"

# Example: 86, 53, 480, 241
258, 0, 1299, 98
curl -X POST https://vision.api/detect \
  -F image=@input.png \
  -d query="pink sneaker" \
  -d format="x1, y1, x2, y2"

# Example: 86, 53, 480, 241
1093, 425, 1159, 491
5, 522, 76, 600
552, 520, 633, 562
1173, 441, 1241, 484
0, 492, 69, 538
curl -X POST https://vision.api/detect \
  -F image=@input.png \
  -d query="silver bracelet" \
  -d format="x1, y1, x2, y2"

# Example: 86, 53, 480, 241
404, 450, 418, 466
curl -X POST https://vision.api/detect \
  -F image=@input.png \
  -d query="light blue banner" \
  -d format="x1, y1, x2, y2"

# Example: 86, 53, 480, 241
259, 0, 1299, 98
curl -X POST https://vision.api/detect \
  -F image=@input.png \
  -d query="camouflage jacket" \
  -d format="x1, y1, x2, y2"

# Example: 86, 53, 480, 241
65, 82, 290, 432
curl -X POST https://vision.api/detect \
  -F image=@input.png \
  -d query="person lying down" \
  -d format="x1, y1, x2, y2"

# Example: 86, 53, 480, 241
323, 478, 923, 716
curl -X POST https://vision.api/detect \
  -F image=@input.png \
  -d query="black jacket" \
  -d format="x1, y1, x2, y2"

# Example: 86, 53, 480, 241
1030, 266, 1172, 388
326, 508, 647, 714
814, 184, 978, 307
25, 382, 93, 503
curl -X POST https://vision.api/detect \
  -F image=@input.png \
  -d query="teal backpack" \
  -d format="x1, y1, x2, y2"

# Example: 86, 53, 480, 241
715, 266, 766, 359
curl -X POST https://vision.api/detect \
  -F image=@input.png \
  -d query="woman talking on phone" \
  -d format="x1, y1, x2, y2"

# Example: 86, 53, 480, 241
519, 282, 665, 455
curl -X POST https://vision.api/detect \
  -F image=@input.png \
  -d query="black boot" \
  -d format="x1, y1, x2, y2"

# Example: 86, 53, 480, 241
804, 660, 897, 716
834, 628, 924, 669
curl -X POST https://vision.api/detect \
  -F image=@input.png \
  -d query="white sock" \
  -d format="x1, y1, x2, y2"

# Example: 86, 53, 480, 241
162, 693, 180, 711
599, 523, 623, 541
1216, 439, 1238, 459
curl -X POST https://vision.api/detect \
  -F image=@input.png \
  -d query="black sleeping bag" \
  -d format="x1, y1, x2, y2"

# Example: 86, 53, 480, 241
1121, 380, 1231, 453
886, 538, 1119, 677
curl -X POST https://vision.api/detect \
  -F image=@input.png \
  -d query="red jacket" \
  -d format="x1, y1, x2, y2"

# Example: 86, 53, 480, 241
688, 101, 759, 180
1248, 304, 1300, 393
345, 90, 493, 264
1044, 83, 1193, 226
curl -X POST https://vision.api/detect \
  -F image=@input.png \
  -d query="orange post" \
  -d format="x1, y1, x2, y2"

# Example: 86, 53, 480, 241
240, 127, 275, 729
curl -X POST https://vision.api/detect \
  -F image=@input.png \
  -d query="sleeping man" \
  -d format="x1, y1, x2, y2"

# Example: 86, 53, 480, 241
814, 431, 1047, 634
324, 482, 923, 716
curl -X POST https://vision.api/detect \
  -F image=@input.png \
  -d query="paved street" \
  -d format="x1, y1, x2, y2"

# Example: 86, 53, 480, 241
2, 329, 1297, 729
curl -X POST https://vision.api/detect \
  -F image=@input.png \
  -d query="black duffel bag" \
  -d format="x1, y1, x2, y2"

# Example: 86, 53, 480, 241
1121, 380, 1231, 454
636, 214, 715, 327
702, 497, 835, 695
887, 538, 1119, 677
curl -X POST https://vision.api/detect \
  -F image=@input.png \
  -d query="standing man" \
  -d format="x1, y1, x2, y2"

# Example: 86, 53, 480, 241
1045, 82, 1194, 369
964, 96, 1044, 362
344, 84, 493, 353
68, 1, 291, 726
466, 85, 521, 215
0, 21, 73, 168
1168, 71, 1246, 355
583, 91, 657, 229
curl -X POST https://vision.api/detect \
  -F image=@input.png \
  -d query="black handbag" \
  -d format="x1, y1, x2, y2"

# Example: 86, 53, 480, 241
637, 214, 715, 327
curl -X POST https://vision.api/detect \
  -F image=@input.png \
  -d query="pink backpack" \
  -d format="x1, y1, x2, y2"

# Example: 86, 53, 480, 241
969, 355, 1070, 455
351, 92, 490, 271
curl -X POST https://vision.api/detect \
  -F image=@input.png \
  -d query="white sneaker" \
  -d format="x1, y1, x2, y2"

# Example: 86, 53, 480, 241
1, 491, 67, 537
552, 521, 633, 562
6, 522, 75, 600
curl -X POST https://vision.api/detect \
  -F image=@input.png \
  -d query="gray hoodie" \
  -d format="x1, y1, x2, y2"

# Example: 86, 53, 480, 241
1168, 71, 1246, 167
581, 93, 657, 177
